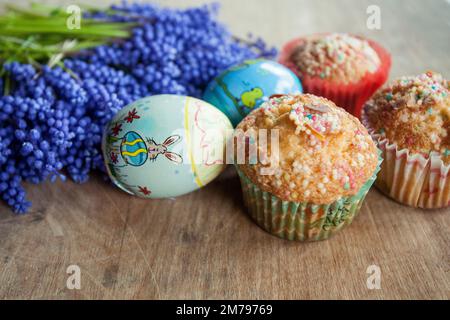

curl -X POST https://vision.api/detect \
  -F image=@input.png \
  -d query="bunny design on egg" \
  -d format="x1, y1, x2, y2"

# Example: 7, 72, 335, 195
146, 135, 183, 164
110, 131, 183, 167
102, 94, 233, 199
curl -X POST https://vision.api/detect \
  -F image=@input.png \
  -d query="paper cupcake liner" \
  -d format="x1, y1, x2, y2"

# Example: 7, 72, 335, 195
279, 35, 391, 118
235, 162, 380, 241
362, 113, 450, 209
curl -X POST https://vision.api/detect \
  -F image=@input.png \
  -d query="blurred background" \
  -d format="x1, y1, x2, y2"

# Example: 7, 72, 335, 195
9, 0, 449, 78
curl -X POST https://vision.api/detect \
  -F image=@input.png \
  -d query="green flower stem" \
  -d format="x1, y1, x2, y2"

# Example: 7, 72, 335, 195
0, 2, 134, 70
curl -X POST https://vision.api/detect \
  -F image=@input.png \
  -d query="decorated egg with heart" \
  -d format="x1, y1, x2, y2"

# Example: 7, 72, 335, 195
102, 94, 233, 198
203, 59, 303, 126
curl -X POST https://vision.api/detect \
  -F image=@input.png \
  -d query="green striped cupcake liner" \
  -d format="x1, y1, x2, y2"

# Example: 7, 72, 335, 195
235, 155, 381, 241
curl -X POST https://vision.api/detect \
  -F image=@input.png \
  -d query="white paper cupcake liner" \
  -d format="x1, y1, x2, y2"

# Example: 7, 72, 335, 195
362, 113, 450, 209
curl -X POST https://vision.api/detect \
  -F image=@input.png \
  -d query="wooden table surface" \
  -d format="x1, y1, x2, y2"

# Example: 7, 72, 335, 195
0, 0, 449, 300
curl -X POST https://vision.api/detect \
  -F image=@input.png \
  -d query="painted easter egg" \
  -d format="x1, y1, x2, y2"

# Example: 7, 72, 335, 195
120, 131, 148, 166
102, 94, 233, 199
203, 59, 303, 126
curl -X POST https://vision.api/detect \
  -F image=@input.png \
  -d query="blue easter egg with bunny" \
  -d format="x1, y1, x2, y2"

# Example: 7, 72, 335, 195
203, 59, 303, 126
102, 94, 233, 199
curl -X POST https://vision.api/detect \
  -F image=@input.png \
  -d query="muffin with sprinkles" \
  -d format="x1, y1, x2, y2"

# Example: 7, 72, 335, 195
279, 33, 391, 118
363, 71, 450, 209
234, 93, 381, 241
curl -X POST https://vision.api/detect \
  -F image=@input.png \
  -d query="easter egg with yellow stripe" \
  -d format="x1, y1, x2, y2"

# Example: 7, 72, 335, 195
102, 94, 233, 199
120, 131, 148, 166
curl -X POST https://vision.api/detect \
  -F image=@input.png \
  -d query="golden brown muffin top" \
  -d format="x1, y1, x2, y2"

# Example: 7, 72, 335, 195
236, 94, 379, 204
364, 71, 450, 164
289, 33, 381, 84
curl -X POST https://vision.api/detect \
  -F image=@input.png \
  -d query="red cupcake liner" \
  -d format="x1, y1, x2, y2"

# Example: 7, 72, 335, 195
278, 34, 391, 118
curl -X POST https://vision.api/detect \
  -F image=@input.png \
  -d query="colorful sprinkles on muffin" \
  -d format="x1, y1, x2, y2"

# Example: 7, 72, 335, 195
364, 71, 449, 162
380, 71, 448, 108
289, 33, 381, 83
237, 93, 379, 204
262, 94, 341, 140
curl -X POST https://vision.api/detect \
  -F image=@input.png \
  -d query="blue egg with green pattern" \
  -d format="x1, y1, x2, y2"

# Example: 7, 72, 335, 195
203, 59, 302, 126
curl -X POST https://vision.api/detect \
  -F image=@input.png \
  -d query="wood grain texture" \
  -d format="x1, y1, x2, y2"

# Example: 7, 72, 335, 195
0, 0, 449, 300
